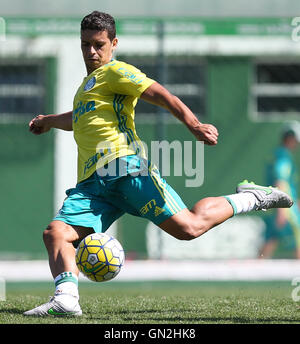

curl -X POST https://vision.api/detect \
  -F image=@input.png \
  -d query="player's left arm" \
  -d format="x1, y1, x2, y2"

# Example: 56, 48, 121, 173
29, 111, 73, 135
274, 161, 293, 227
140, 82, 218, 145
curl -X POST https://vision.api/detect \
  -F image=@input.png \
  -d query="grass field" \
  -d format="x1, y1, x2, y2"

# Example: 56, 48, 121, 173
0, 280, 300, 325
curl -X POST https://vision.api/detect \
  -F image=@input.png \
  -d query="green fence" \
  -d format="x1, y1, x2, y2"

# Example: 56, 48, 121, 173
119, 57, 300, 258
0, 124, 54, 258
1, 57, 299, 259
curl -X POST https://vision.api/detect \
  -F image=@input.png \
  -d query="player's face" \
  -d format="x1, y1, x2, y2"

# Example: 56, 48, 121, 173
81, 29, 118, 74
290, 137, 299, 150
285, 136, 299, 150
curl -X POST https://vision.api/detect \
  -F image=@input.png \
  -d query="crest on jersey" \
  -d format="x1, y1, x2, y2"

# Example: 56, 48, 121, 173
84, 76, 96, 91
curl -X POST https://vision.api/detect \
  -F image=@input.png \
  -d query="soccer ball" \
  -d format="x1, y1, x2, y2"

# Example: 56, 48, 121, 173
75, 233, 125, 282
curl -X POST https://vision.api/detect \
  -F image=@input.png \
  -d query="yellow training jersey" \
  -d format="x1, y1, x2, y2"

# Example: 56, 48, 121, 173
72, 59, 155, 183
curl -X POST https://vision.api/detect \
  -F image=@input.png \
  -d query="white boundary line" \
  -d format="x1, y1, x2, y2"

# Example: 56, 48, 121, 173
1, 259, 300, 282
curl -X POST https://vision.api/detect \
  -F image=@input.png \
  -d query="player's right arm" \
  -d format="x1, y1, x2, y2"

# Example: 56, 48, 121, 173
140, 82, 218, 145
29, 111, 73, 135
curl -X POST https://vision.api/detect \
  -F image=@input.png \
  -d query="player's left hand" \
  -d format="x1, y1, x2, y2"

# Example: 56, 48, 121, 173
29, 114, 51, 135
192, 123, 219, 145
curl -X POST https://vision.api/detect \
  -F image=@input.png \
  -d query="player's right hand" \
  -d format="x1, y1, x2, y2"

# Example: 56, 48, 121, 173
192, 123, 219, 146
29, 115, 51, 135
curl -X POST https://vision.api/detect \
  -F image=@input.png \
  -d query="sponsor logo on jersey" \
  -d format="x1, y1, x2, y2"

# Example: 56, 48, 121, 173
73, 100, 96, 123
84, 76, 96, 91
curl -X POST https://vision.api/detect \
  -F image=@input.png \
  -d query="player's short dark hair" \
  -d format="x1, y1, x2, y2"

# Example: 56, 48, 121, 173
81, 11, 116, 41
282, 129, 297, 141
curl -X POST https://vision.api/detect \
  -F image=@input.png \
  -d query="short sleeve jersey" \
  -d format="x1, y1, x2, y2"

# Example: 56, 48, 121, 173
72, 59, 155, 183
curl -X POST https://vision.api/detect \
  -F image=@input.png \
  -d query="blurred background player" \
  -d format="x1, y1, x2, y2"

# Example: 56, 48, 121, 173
260, 121, 300, 259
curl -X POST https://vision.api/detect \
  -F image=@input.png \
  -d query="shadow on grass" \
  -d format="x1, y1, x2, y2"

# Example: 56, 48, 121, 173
88, 308, 300, 324
1, 306, 300, 324
0, 308, 24, 315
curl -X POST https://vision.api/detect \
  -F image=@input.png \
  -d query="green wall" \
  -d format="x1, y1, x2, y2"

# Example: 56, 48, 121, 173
1, 56, 299, 259
0, 57, 56, 259
119, 56, 300, 258
0, 124, 54, 258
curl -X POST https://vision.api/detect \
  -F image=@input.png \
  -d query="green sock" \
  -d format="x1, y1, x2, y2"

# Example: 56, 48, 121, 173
54, 272, 79, 297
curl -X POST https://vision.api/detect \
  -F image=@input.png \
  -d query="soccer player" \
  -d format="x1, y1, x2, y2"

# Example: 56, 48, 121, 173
259, 122, 300, 259
24, 11, 293, 316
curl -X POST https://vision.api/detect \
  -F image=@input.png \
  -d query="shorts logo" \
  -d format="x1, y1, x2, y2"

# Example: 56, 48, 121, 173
84, 76, 96, 91
154, 206, 165, 217
140, 199, 156, 216
140, 199, 165, 217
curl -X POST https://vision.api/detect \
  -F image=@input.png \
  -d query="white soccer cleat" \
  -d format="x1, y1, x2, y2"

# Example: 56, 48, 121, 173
23, 294, 82, 317
236, 180, 293, 211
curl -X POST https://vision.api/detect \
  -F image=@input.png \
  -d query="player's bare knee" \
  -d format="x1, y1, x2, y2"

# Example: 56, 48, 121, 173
182, 215, 213, 240
162, 211, 208, 241
176, 223, 200, 241
178, 231, 196, 241
43, 226, 56, 247
182, 211, 211, 240
43, 222, 66, 246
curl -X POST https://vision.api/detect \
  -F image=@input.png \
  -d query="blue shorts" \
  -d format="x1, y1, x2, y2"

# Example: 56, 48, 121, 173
53, 155, 187, 233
